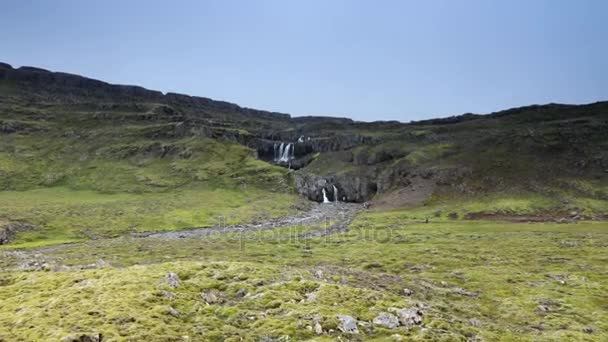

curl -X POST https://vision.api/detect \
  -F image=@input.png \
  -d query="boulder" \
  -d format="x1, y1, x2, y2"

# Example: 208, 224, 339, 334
373, 312, 400, 329
202, 291, 219, 304
337, 314, 359, 333
390, 307, 423, 328
164, 273, 180, 288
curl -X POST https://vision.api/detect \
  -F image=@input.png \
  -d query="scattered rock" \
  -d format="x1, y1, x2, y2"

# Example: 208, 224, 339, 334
390, 307, 423, 328
337, 314, 359, 333
202, 291, 219, 304
546, 273, 569, 285
583, 326, 595, 334
305, 292, 317, 302
160, 290, 176, 300
313, 270, 324, 279
165, 273, 180, 288
61, 334, 103, 342
167, 306, 180, 317
314, 322, 323, 335
373, 312, 400, 329
402, 288, 413, 296
537, 305, 551, 312
235, 288, 248, 298
452, 287, 480, 297
468, 318, 482, 327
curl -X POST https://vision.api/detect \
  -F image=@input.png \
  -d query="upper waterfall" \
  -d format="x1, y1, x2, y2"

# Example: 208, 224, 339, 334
273, 142, 294, 163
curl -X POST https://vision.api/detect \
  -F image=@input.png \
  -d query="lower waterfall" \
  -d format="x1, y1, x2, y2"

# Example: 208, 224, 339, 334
322, 188, 330, 203
333, 185, 339, 202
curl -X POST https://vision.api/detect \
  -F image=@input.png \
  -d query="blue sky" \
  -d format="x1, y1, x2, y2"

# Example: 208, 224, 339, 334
1, 0, 606, 121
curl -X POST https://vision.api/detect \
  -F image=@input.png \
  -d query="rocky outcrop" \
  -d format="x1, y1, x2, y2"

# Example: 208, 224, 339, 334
294, 172, 377, 203
0, 222, 38, 245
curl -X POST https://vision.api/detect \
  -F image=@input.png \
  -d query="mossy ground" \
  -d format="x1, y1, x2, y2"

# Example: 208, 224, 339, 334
1, 212, 606, 341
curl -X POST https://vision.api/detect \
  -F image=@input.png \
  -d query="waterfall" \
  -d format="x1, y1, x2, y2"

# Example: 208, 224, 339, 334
322, 188, 330, 203
333, 185, 339, 202
274, 143, 285, 162
273, 142, 295, 163
279, 143, 292, 162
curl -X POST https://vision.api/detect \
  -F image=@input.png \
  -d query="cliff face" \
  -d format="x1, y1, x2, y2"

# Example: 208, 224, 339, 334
2, 62, 607, 206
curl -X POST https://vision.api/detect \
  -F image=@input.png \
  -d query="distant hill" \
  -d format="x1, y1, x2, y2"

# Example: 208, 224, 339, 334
1, 62, 607, 219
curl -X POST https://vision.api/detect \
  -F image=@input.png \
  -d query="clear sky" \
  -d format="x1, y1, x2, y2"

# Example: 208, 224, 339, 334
1, 0, 606, 121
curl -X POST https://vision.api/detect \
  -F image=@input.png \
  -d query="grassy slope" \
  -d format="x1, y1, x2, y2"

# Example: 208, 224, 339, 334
1, 215, 606, 341
0, 102, 299, 247
302, 107, 608, 217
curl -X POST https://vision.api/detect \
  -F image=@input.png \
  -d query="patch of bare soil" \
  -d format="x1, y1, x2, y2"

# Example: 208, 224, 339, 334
371, 177, 435, 211
464, 210, 606, 222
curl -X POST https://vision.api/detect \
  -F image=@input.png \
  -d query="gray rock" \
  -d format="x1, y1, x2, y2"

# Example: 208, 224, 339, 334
391, 307, 423, 328
167, 306, 180, 317
469, 318, 482, 327
314, 322, 323, 335
373, 312, 400, 328
61, 334, 102, 342
160, 290, 176, 300
305, 292, 318, 302
164, 272, 180, 288
583, 326, 595, 334
337, 314, 359, 333
202, 291, 218, 304
235, 288, 248, 298
402, 288, 413, 296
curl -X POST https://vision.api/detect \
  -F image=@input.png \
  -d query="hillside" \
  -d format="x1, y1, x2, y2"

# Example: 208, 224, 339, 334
1, 62, 607, 239
1, 63, 607, 341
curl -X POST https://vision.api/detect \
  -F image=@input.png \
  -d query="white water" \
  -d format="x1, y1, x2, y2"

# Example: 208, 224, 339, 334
279, 143, 292, 162
274, 142, 295, 163
333, 185, 339, 202
322, 188, 330, 203
274, 142, 284, 162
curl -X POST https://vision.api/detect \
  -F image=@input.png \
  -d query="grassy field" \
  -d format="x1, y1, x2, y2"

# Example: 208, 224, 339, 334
1, 210, 606, 341
0, 186, 299, 248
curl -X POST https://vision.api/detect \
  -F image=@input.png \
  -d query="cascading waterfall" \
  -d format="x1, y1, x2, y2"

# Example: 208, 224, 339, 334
272, 142, 296, 163
322, 188, 330, 203
274, 142, 285, 162
274, 143, 293, 162
333, 185, 339, 202
283, 143, 292, 162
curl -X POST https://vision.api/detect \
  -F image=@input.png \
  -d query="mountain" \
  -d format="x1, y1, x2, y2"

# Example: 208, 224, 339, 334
2, 62, 606, 213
